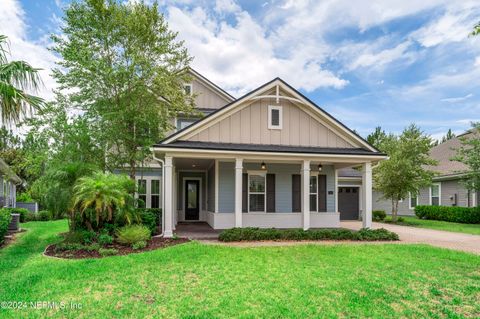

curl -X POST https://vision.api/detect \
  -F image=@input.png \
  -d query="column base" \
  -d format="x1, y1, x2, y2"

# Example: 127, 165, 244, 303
163, 230, 174, 238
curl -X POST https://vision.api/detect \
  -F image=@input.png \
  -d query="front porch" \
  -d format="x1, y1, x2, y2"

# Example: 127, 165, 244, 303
158, 148, 376, 238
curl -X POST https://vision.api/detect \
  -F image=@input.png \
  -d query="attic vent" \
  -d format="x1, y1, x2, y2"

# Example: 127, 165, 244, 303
268, 105, 282, 129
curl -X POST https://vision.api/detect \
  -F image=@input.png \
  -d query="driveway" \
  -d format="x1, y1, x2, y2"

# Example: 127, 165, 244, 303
341, 221, 480, 255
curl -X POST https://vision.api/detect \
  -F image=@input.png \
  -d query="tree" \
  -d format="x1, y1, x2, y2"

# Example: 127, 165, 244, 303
453, 123, 480, 192
51, 0, 195, 179
441, 129, 455, 143
366, 126, 387, 149
0, 35, 44, 124
373, 124, 436, 221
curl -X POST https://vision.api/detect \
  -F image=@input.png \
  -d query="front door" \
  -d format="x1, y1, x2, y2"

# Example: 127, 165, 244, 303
338, 187, 360, 220
185, 180, 200, 220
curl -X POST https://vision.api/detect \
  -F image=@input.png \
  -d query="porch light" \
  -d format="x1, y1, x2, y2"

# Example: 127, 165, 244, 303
318, 164, 323, 172
261, 162, 266, 170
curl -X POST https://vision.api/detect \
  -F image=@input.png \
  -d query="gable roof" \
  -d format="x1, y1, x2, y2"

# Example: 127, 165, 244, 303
160, 77, 379, 153
0, 159, 22, 185
189, 68, 235, 102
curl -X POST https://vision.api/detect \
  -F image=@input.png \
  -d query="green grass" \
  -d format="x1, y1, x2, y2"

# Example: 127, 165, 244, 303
384, 216, 480, 235
1, 221, 479, 318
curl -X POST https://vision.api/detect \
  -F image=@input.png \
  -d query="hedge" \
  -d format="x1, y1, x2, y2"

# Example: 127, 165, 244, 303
415, 205, 480, 224
0, 208, 12, 245
218, 227, 399, 242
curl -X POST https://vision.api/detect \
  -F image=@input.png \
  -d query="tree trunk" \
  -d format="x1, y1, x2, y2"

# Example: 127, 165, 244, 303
391, 199, 399, 222
129, 158, 136, 180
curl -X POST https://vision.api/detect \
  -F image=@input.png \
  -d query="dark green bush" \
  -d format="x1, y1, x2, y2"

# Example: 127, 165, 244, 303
137, 208, 161, 235
63, 230, 97, 244
37, 210, 53, 221
372, 210, 386, 221
24, 211, 38, 222
415, 205, 480, 224
98, 233, 113, 245
0, 208, 12, 245
8, 208, 30, 223
218, 227, 399, 242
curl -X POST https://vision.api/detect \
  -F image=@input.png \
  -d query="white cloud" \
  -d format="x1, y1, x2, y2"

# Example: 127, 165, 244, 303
441, 93, 473, 103
348, 41, 413, 70
0, 0, 58, 101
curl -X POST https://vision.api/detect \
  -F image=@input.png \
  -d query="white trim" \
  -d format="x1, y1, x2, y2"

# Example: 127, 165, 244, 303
135, 176, 162, 209
247, 170, 267, 213
408, 192, 418, 210
161, 79, 377, 151
309, 173, 318, 212
429, 183, 441, 206
268, 105, 283, 129
334, 168, 339, 212
182, 177, 202, 221
215, 160, 219, 213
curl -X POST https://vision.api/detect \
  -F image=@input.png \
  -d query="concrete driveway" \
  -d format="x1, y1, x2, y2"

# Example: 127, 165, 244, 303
341, 221, 480, 255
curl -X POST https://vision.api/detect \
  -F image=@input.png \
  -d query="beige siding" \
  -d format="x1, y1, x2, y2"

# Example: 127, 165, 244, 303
192, 78, 230, 109
184, 98, 356, 148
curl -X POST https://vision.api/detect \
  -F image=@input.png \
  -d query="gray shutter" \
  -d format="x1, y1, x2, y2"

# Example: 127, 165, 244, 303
266, 174, 275, 213
292, 174, 301, 212
318, 175, 327, 212
242, 173, 248, 212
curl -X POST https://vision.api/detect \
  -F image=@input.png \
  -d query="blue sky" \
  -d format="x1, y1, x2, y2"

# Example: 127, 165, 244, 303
2, 0, 480, 140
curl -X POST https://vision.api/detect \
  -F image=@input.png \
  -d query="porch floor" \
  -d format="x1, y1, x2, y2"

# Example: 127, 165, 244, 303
175, 222, 221, 239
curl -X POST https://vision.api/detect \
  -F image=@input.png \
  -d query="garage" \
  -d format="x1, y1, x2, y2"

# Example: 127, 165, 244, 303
338, 187, 359, 220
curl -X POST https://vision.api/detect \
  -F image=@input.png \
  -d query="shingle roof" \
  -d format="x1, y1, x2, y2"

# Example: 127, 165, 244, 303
154, 141, 385, 156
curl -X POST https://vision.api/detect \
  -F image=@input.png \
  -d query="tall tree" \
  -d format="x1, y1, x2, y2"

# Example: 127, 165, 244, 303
441, 128, 455, 143
0, 35, 44, 125
373, 124, 436, 221
453, 123, 480, 193
366, 126, 387, 149
51, 0, 195, 179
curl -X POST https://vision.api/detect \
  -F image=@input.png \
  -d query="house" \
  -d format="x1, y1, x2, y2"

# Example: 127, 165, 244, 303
339, 131, 479, 216
0, 158, 21, 208
138, 69, 386, 237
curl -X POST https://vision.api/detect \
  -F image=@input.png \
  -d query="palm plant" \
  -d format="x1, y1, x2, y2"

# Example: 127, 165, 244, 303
72, 172, 134, 230
0, 35, 44, 124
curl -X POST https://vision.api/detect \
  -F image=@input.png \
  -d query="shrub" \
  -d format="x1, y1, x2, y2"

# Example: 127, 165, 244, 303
115, 225, 151, 245
0, 209, 12, 245
37, 210, 52, 221
7, 208, 30, 223
218, 227, 399, 242
16, 192, 33, 202
84, 243, 101, 252
99, 248, 118, 257
63, 230, 97, 244
137, 208, 161, 235
24, 211, 38, 222
372, 210, 386, 221
98, 234, 113, 245
55, 242, 84, 252
132, 240, 147, 250
415, 205, 480, 224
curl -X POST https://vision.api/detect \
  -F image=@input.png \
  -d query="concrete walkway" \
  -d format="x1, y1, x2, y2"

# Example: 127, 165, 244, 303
341, 221, 480, 255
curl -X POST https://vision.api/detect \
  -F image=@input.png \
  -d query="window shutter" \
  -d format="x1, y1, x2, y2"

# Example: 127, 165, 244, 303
318, 175, 327, 212
292, 174, 301, 212
242, 173, 248, 212
266, 174, 275, 213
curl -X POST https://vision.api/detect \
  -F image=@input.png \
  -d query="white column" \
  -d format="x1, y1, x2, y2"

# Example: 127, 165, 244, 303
235, 158, 243, 228
362, 162, 372, 228
12, 184, 16, 208
301, 160, 311, 230
163, 156, 174, 238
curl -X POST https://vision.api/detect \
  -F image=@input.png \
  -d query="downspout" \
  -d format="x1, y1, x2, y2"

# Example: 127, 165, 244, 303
151, 148, 166, 237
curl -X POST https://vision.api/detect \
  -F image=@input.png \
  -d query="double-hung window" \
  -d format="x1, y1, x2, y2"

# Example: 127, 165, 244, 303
309, 175, 317, 212
150, 179, 160, 209
409, 192, 418, 209
430, 184, 440, 206
248, 173, 266, 212
137, 179, 147, 208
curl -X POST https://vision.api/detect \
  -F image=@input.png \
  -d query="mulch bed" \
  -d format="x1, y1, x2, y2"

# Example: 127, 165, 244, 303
44, 237, 190, 259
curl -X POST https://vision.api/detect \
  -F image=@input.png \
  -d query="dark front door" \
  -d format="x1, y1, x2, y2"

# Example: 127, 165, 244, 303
185, 180, 200, 220
338, 187, 360, 220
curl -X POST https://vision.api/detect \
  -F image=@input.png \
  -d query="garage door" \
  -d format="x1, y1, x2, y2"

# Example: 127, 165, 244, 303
338, 187, 359, 220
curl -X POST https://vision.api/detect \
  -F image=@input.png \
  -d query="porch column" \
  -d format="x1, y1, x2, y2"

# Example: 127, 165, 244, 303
362, 162, 372, 228
164, 156, 174, 238
301, 160, 311, 230
235, 158, 243, 228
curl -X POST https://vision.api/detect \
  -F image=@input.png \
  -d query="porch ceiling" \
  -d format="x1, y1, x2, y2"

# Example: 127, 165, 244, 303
174, 158, 214, 170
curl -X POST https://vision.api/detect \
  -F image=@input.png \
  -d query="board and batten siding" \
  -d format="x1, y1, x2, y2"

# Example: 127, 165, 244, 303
192, 77, 231, 110
184, 98, 355, 148
217, 162, 336, 213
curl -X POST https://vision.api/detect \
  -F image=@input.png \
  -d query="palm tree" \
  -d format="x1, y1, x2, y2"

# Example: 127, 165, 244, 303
72, 172, 134, 230
0, 35, 44, 124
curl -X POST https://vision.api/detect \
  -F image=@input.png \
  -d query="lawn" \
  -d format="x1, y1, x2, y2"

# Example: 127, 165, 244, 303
0, 221, 479, 318
385, 216, 480, 235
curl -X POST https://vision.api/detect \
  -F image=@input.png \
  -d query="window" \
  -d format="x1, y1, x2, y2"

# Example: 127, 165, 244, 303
177, 118, 199, 130
409, 192, 418, 209
309, 175, 317, 212
248, 173, 266, 212
184, 83, 192, 95
268, 105, 282, 129
151, 179, 160, 209
137, 179, 147, 208
430, 184, 440, 206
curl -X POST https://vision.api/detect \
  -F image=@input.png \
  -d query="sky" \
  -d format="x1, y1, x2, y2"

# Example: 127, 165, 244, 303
1, 0, 480, 141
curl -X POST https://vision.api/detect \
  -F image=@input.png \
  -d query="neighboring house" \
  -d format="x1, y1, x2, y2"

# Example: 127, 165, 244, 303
0, 158, 21, 208
339, 132, 479, 216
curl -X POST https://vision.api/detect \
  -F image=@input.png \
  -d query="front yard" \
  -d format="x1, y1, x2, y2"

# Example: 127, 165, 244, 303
1, 220, 479, 318
385, 216, 480, 235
